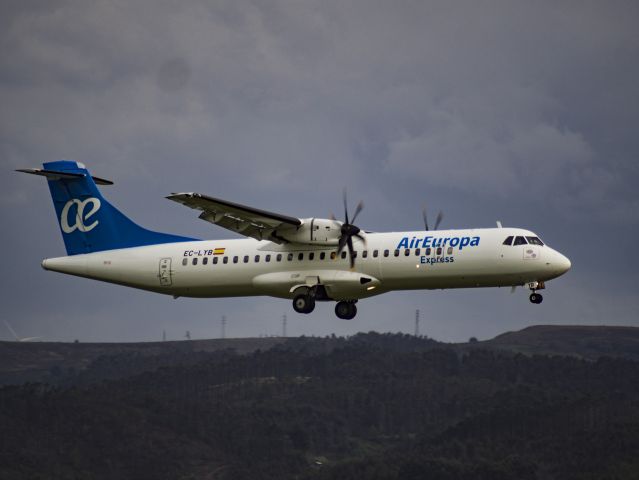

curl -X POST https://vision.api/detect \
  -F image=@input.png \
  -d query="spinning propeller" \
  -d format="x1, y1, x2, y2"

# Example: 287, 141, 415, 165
332, 190, 366, 269
422, 206, 443, 231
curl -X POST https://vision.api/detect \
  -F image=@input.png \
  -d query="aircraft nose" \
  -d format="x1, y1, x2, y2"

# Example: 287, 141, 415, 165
557, 252, 571, 274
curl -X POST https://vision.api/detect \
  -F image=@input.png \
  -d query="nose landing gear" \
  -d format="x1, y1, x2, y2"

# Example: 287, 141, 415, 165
528, 281, 545, 304
529, 292, 543, 304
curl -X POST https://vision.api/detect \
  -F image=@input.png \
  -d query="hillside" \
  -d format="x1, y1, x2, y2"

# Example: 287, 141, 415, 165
2, 325, 638, 386
477, 325, 639, 360
0, 337, 286, 386
1, 328, 638, 479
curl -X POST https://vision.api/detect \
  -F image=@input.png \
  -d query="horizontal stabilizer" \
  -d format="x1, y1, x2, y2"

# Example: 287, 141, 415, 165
16, 168, 114, 185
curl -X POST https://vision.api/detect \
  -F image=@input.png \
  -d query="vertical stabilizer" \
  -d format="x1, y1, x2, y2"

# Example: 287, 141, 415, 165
18, 161, 196, 255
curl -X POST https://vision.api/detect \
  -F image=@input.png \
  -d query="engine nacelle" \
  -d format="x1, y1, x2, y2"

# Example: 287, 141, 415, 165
276, 218, 341, 246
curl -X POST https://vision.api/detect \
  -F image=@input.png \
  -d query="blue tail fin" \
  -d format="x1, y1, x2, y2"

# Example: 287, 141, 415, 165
20, 160, 196, 255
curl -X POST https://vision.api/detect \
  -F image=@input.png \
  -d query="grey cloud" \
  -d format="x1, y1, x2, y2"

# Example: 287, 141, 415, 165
1, 0, 638, 342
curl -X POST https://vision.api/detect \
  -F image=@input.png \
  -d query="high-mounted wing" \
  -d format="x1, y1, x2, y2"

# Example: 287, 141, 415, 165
167, 192, 302, 243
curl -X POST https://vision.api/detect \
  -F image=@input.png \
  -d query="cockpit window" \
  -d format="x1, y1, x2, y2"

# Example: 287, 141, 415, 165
526, 236, 544, 246
503, 236, 513, 246
513, 236, 528, 246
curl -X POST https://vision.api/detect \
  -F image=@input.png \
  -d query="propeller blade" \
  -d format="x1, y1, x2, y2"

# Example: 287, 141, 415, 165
335, 188, 365, 269
434, 211, 443, 230
347, 235, 355, 269
351, 200, 364, 224
422, 207, 429, 231
337, 234, 348, 255
342, 188, 349, 225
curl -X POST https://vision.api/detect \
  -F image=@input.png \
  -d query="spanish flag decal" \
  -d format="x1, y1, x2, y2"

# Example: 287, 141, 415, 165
214, 248, 226, 255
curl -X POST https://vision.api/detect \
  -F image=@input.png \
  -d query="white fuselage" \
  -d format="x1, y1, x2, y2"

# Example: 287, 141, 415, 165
41, 227, 571, 302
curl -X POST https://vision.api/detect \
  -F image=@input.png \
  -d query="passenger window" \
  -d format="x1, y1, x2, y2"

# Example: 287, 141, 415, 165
298, 252, 304, 261
352, 251, 357, 259
426, 247, 431, 255
223, 256, 228, 264
436, 247, 442, 255
404, 249, 410, 256
341, 251, 347, 259
243, 255, 249, 263
394, 249, 400, 257
254, 255, 260, 263
192, 258, 198, 265
276, 254, 282, 262
526, 236, 544, 246
330, 252, 336, 260
362, 250, 368, 258
287, 253, 293, 261
203, 257, 208, 265
265, 255, 271, 263
383, 249, 389, 257
503, 236, 513, 246
320, 252, 326, 260
447, 247, 453, 255
373, 250, 379, 258
309, 252, 315, 260
233, 256, 239, 264
182, 258, 188, 266
513, 236, 527, 246
213, 257, 218, 265
415, 248, 420, 256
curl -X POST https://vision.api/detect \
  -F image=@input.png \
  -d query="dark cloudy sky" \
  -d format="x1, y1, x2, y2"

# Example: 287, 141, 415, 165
2, 0, 638, 342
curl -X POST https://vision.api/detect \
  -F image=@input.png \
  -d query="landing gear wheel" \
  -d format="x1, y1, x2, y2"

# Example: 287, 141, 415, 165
529, 293, 543, 304
293, 294, 315, 314
335, 301, 357, 320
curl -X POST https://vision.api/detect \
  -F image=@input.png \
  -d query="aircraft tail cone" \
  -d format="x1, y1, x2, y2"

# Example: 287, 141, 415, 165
42, 256, 88, 276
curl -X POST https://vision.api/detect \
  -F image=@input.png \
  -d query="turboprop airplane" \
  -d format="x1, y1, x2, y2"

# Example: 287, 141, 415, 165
19, 161, 571, 320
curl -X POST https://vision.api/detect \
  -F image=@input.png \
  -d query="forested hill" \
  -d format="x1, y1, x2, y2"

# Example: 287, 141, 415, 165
1, 328, 639, 479
0, 337, 286, 386
477, 325, 639, 360
1, 325, 637, 386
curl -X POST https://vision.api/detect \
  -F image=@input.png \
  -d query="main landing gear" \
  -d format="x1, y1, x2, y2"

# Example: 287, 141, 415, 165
293, 293, 316, 314
291, 293, 358, 319
335, 301, 357, 320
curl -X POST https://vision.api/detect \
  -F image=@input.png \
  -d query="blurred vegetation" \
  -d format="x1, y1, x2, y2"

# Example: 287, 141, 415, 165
1, 330, 638, 479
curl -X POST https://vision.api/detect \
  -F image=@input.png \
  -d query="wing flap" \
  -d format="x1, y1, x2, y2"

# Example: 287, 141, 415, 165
168, 192, 302, 242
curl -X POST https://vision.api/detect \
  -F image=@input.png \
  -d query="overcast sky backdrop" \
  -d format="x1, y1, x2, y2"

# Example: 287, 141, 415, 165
1, 0, 638, 342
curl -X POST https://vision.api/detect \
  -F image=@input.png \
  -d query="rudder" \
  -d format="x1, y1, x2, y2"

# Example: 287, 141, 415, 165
19, 160, 196, 255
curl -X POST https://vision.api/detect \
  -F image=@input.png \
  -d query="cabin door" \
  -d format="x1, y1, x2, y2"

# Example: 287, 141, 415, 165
159, 258, 172, 286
